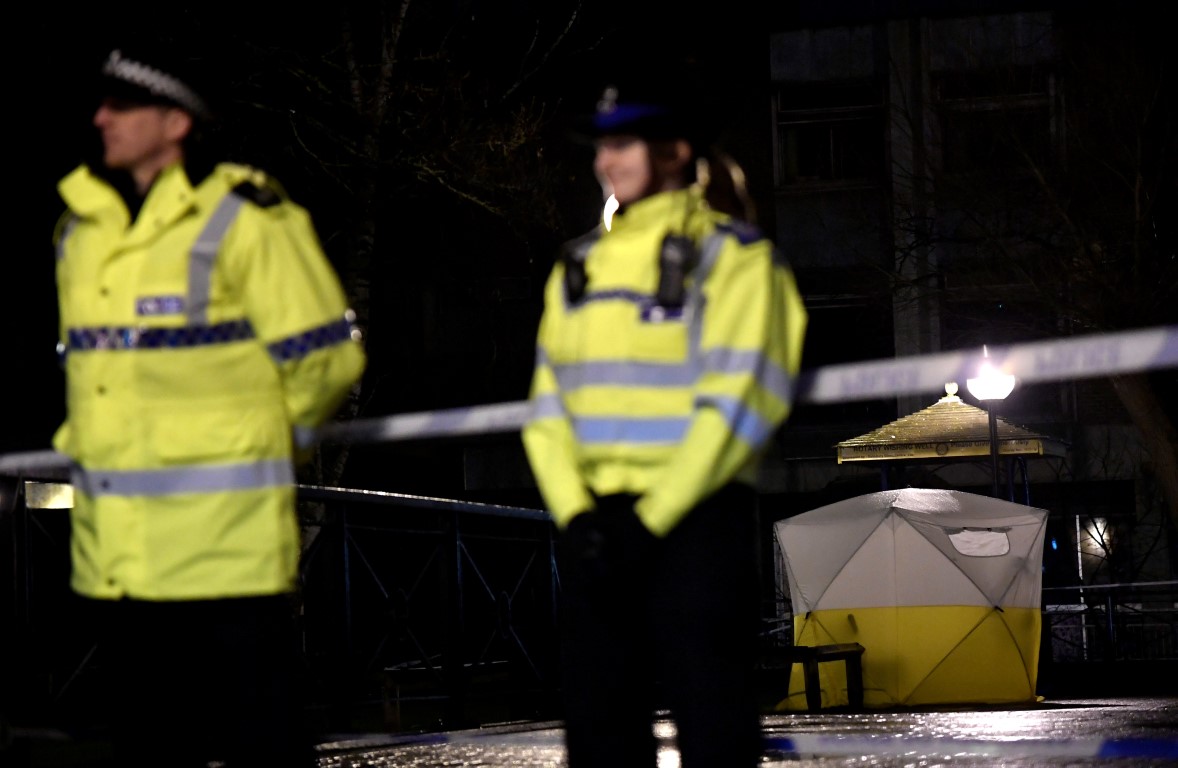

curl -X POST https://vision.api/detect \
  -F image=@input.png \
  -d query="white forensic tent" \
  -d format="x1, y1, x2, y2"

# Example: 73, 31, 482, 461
774, 488, 1048, 709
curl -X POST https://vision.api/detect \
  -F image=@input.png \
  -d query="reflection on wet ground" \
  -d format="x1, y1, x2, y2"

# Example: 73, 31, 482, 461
6, 697, 1176, 766
315, 697, 1178, 768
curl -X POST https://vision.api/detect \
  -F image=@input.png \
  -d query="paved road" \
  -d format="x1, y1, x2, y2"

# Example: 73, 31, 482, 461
7, 696, 1176, 766
314, 697, 1178, 767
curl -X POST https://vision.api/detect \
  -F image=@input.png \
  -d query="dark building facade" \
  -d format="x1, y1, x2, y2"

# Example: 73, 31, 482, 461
762, 4, 1175, 590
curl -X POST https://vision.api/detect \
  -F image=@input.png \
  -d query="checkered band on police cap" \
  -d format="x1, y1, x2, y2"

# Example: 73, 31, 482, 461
101, 47, 211, 120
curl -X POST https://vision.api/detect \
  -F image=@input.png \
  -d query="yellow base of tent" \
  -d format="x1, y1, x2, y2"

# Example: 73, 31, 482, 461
775, 605, 1041, 710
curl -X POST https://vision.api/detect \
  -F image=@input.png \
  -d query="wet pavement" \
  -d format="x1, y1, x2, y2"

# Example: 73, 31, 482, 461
314, 697, 1178, 767
6, 696, 1177, 766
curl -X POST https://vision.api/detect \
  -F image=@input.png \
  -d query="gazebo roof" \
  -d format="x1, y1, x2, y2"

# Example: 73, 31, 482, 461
835, 384, 1069, 464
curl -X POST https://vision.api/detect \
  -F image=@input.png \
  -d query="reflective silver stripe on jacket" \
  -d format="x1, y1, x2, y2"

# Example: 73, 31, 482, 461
71, 458, 294, 498
188, 191, 247, 325
693, 394, 777, 446
528, 392, 565, 421
551, 360, 697, 389
547, 232, 727, 394
534, 232, 790, 446
64, 189, 254, 351
685, 232, 725, 353
56, 216, 79, 262
573, 415, 690, 445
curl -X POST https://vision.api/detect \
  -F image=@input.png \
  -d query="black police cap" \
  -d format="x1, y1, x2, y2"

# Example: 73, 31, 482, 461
97, 41, 214, 121
572, 58, 722, 150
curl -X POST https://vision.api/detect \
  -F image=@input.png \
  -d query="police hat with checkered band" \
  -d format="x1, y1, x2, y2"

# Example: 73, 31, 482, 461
98, 41, 214, 122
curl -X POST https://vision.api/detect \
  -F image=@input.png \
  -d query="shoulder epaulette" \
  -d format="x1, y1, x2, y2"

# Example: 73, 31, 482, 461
230, 180, 283, 208
717, 219, 765, 246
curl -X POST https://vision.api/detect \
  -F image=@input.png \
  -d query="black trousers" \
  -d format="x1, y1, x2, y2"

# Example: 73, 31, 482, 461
557, 484, 763, 768
84, 594, 316, 768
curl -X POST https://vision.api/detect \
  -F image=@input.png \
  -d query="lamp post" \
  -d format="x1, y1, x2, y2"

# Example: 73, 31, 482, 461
966, 345, 1016, 499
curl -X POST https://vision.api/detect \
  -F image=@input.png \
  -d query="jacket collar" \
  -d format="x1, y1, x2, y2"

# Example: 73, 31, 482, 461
606, 186, 703, 236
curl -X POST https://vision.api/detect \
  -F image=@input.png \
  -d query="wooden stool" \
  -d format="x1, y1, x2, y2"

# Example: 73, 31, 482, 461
786, 642, 865, 710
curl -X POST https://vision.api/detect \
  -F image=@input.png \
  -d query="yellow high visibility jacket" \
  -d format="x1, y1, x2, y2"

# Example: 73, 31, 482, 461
523, 187, 808, 537
53, 161, 366, 600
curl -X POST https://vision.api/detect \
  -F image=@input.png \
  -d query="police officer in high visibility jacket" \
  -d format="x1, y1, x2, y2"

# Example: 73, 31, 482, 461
522, 69, 808, 768
52, 42, 365, 767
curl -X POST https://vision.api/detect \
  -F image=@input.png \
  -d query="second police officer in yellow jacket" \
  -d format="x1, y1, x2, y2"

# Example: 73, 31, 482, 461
523, 67, 808, 768
52, 42, 365, 767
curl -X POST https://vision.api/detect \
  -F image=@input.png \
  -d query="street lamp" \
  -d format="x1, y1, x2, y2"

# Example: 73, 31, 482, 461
966, 345, 1016, 499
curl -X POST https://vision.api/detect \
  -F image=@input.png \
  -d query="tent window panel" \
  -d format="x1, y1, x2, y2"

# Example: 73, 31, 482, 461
948, 528, 1011, 556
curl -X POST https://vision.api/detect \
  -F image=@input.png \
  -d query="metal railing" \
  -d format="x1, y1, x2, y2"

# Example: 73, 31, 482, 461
765, 581, 1178, 665
1042, 581, 1178, 663
5, 478, 1176, 737
0, 480, 564, 735
294, 485, 561, 731
765, 536, 1178, 670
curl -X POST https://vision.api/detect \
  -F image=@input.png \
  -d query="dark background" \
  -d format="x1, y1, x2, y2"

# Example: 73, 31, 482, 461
3, 2, 778, 473
9, 1, 1166, 499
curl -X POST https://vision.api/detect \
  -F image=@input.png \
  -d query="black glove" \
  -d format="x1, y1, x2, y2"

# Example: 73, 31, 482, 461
561, 511, 611, 586
559, 498, 654, 591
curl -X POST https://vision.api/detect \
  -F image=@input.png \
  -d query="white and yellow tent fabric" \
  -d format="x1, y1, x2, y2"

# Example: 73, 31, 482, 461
774, 488, 1047, 709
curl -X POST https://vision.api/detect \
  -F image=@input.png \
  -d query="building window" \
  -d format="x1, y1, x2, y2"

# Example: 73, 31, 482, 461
774, 82, 884, 186
933, 67, 1055, 175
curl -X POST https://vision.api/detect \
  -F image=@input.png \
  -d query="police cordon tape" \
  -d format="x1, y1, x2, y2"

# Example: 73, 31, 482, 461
1, 324, 1175, 477
319, 323, 1178, 443
310, 323, 1178, 446
800, 323, 1176, 404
